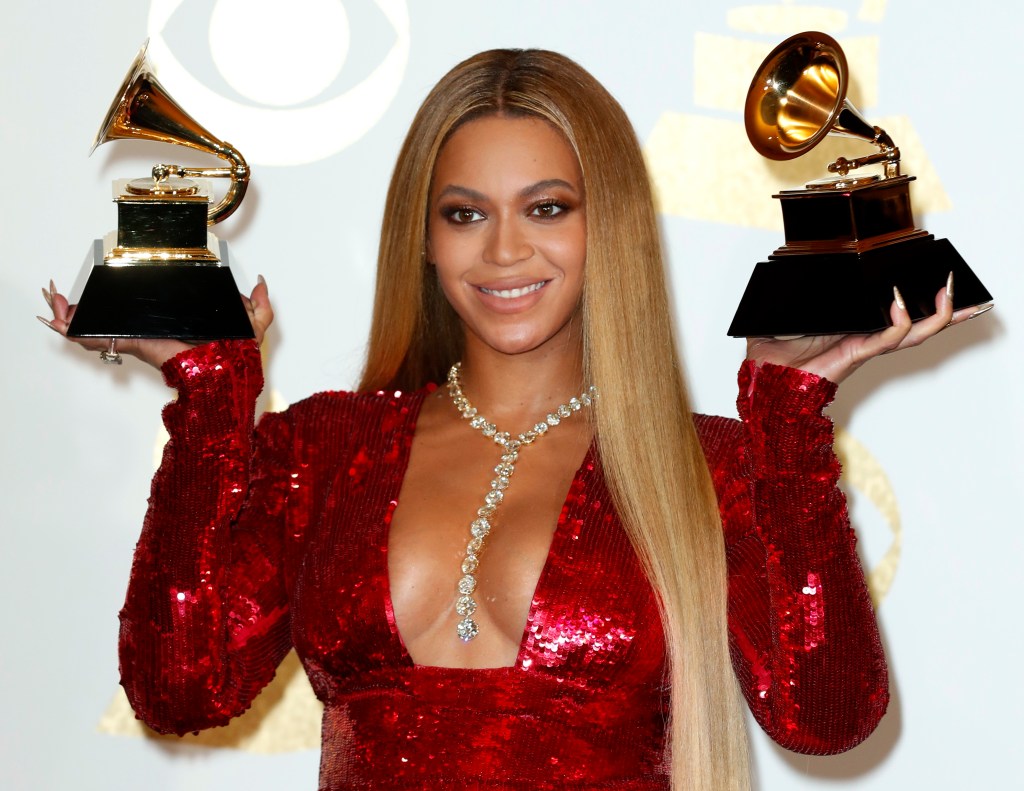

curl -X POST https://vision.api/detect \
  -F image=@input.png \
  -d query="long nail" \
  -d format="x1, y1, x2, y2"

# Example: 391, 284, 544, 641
967, 303, 994, 320
946, 271, 954, 301
257, 274, 266, 287
41, 287, 53, 308
49, 279, 56, 301
893, 286, 906, 311
37, 315, 58, 333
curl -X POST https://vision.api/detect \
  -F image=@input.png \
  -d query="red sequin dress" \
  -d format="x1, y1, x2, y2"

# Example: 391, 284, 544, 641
118, 340, 887, 790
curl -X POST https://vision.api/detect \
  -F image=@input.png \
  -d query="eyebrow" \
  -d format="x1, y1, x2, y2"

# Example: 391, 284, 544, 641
435, 179, 579, 203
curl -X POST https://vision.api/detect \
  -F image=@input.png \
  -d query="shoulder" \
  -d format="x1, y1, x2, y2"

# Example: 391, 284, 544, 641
286, 385, 428, 424
258, 385, 431, 450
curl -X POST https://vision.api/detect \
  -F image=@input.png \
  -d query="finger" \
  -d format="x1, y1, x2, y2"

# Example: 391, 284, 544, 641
965, 303, 994, 321
249, 275, 270, 314
894, 274, 954, 350
48, 283, 84, 337
49, 299, 77, 335
949, 301, 993, 327
38, 288, 114, 352
37, 315, 60, 334
240, 274, 269, 313
248, 274, 274, 337
41, 284, 71, 334
863, 288, 913, 358
48, 281, 70, 322
252, 273, 268, 302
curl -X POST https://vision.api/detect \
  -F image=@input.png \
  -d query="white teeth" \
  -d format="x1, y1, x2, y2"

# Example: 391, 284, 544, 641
480, 281, 546, 299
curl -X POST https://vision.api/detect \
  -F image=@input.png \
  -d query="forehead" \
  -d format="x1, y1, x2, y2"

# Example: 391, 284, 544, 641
432, 115, 581, 188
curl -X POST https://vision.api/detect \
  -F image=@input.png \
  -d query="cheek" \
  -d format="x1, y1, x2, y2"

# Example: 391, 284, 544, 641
427, 241, 471, 306
547, 224, 587, 277
426, 222, 472, 268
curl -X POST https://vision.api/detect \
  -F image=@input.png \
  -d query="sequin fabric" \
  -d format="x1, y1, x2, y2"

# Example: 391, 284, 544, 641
118, 341, 888, 790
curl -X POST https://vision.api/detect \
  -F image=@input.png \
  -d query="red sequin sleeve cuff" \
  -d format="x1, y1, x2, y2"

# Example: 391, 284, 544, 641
118, 339, 294, 735
724, 360, 888, 754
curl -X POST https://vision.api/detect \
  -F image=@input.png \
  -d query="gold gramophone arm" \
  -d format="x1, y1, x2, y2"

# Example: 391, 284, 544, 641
151, 146, 250, 226
827, 126, 901, 179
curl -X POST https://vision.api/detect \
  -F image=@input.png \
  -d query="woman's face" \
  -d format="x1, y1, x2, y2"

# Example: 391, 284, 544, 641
427, 115, 586, 359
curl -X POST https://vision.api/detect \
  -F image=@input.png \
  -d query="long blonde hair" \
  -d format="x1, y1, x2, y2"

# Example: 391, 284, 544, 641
359, 49, 749, 790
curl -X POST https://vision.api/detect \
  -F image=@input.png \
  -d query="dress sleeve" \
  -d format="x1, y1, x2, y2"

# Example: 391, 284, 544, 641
697, 360, 889, 755
117, 340, 298, 735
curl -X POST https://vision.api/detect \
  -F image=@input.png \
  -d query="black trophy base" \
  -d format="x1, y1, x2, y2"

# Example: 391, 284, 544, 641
117, 199, 209, 250
66, 240, 255, 340
727, 236, 993, 337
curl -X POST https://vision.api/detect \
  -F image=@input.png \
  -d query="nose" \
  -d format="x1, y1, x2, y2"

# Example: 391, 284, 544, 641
483, 215, 533, 267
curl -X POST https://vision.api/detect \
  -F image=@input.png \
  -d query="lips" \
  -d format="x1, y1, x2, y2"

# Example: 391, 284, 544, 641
478, 281, 548, 299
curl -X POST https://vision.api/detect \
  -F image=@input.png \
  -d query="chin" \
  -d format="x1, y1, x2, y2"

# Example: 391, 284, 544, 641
484, 337, 549, 357
473, 324, 579, 359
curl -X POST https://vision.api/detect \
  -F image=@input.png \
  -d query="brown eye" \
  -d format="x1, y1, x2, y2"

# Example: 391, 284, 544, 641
531, 201, 567, 218
443, 206, 484, 224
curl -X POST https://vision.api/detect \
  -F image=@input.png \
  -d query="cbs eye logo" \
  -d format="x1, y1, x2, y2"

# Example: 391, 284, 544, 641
147, 0, 410, 166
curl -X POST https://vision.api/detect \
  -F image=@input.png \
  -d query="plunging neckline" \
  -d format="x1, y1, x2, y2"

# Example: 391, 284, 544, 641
380, 388, 596, 672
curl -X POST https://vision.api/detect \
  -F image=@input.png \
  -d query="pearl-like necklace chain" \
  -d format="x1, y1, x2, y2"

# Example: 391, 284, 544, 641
445, 362, 598, 642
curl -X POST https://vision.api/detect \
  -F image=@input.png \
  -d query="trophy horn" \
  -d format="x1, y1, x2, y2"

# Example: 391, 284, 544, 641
743, 31, 900, 179
92, 41, 249, 224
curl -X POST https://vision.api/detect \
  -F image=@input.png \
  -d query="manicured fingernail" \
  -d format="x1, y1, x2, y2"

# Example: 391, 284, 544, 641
41, 287, 53, 308
968, 303, 994, 320
946, 271, 954, 300
36, 315, 58, 332
893, 286, 906, 310
257, 274, 266, 286
49, 279, 56, 299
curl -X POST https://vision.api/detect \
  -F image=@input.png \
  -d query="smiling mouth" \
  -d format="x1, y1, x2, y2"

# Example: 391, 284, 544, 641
478, 281, 548, 299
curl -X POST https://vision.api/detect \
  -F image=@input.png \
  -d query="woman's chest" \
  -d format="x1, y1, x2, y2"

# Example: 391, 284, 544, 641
287, 425, 666, 696
386, 409, 595, 667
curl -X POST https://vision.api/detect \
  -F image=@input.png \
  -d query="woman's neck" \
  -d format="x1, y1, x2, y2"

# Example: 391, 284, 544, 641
454, 337, 586, 436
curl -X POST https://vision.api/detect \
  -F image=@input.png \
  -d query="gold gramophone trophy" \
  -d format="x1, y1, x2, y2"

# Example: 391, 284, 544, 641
727, 31, 992, 337
66, 43, 254, 355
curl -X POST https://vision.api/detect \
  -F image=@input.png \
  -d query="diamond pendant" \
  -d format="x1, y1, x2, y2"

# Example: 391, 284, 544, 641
446, 362, 597, 644
456, 618, 479, 642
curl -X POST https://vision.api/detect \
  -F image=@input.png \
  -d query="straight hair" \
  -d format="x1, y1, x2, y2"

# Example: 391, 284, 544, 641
359, 49, 750, 790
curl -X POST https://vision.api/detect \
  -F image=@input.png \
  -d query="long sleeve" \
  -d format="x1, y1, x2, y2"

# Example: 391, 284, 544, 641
697, 361, 889, 755
118, 340, 298, 735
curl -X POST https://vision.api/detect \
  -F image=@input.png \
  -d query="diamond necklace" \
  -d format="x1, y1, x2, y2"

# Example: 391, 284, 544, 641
445, 362, 598, 642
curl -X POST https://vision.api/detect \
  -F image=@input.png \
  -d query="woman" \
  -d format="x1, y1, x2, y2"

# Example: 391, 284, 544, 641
41, 49, 979, 790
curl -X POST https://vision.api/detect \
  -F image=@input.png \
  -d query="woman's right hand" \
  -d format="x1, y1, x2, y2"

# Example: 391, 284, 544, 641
38, 275, 274, 370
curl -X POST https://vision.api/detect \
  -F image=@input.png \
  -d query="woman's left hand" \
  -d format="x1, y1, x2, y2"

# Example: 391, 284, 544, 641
746, 275, 986, 384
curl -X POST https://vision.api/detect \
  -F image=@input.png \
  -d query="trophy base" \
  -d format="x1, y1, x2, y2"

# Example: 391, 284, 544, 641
66, 239, 255, 340
727, 235, 993, 337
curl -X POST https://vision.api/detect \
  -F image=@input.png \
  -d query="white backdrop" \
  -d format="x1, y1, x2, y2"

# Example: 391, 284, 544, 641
3, 1, 1022, 789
